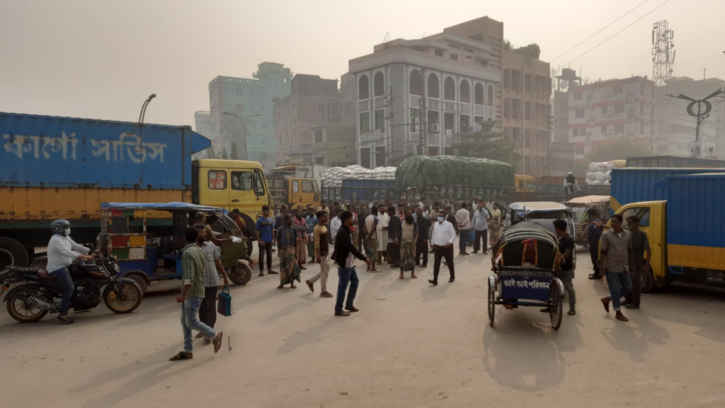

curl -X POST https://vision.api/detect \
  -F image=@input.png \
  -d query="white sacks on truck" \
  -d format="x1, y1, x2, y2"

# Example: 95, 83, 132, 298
586, 160, 625, 185
322, 165, 396, 187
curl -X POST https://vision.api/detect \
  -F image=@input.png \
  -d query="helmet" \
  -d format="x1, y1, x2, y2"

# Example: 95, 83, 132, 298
50, 219, 71, 236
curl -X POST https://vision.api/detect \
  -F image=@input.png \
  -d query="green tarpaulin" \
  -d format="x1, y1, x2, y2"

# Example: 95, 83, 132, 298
395, 155, 514, 193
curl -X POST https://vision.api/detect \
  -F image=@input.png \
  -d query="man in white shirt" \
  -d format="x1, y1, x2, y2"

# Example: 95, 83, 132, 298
329, 209, 342, 242
46, 219, 94, 324
376, 204, 390, 263
471, 203, 490, 254
455, 203, 471, 256
429, 215, 457, 286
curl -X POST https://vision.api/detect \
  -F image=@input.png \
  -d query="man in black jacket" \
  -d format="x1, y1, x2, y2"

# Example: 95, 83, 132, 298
333, 211, 372, 316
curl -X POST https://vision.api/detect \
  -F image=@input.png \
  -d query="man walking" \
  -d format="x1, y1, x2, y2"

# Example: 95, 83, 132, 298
305, 207, 318, 264
387, 206, 401, 267
586, 208, 605, 279
488, 202, 502, 248
455, 203, 471, 256
599, 214, 633, 322
255, 205, 277, 276
276, 215, 300, 289
415, 206, 430, 267
364, 206, 380, 272
333, 211, 371, 316
623, 215, 650, 310
429, 213, 456, 286
170, 227, 223, 361
292, 208, 308, 270
196, 224, 230, 342
306, 211, 333, 298
542, 220, 577, 315
471, 203, 490, 254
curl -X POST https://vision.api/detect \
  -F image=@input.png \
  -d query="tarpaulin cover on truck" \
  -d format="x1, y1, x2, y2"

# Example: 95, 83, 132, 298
395, 155, 514, 193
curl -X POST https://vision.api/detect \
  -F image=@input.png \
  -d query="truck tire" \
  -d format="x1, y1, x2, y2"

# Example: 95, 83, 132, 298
123, 273, 149, 295
0, 237, 30, 269
229, 261, 252, 285
640, 268, 656, 293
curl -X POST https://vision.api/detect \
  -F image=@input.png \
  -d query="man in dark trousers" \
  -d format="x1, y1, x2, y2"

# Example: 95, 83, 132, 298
429, 213, 457, 285
586, 208, 605, 279
415, 206, 430, 267
623, 215, 650, 310
386, 206, 401, 267
333, 211, 371, 316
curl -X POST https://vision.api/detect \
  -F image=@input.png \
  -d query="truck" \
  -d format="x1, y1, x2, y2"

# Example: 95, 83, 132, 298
395, 155, 514, 202
266, 166, 324, 210
615, 173, 725, 292
626, 155, 725, 169
610, 167, 725, 213
341, 179, 397, 202
0, 112, 272, 268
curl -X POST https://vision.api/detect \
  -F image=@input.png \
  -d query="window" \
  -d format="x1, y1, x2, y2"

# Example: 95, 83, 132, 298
360, 147, 371, 168
474, 83, 484, 105
292, 180, 299, 193
375, 146, 385, 167
360, 112, 370, 132
449, 43, 461, 50
315, 157, 325, 165
622, 207, 650, 227
573, 91, 582, 100
602, 106, 607, 114
601, 125, 607, 133
614, 84, 623, 94
450, 53, 458, 60
435, 49, 443, 57
318, 105, 325, 116
410, 108, 420, 132
525, 102, 531, 120
481, 59, 488, 67
410, 70, 423, 96
488, 85, 494, 106
208, 170, 227, 190
358, 75, 369, 100
460, 114, 470, 131
525, 74, 531, 93
374, 72, 385, 97
427, 73, 439, 98
444, 77, 455, 101
302, 180, 314, 193
231, 171, 253, 190
615, 104, 625, 114
315, 129, 323, 143
236, 88, 243, 96
375, 109, 385, 130
615, 124, 624, 133
428, 111, 439, 132
576, 109, 584, 118
445, 113, 455, 131
460, 80, 470, 103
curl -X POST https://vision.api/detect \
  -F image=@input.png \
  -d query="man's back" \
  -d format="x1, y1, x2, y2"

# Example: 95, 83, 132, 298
455, 209, 470, 229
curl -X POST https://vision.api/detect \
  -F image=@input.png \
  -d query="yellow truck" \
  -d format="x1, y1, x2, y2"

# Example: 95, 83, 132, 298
266, 165, 323, 210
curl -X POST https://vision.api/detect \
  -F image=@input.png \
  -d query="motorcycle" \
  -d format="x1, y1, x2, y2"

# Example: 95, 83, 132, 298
0, 254, 143, 323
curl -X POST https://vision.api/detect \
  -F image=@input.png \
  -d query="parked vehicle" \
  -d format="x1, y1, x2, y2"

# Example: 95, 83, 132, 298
615, 173, 725, 292
626, 155, 725, 169
272, 165, 328, 188
341, 179, 396, 202
0, 254, 142, 323
565, 195, 611, 247
505, 202, 576, 243
610, 167, 725, 213
266, 175, 320, 210
514, 174, 536, 192
99, 202, 253, 293
396, 155, 514, 202
0, 112, 272, 268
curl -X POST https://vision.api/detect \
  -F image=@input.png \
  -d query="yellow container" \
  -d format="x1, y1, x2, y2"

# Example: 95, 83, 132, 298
129, 235, 146, 247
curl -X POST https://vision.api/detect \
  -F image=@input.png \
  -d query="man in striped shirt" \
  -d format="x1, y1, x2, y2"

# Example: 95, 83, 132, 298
195, 225, 230, 343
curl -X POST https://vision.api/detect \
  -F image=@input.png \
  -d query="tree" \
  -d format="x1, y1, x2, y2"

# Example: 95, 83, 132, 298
452, 120, 518, 165
586, 139, 654, 164
230, 141, 240, 161
504, 40, 513, 51
221, 149, 229, 160
205, 144, 216, 159
503, 40, 541, 59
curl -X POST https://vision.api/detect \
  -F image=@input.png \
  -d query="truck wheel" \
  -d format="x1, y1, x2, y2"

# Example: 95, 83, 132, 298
640, 268, 656, 293
123, 273, 149, 295
0, 237, 30, 268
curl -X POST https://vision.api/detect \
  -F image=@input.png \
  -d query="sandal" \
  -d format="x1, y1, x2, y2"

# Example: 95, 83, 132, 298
213, 332, 223, 353
399, 274, 404, 279
169, 351, 193, 361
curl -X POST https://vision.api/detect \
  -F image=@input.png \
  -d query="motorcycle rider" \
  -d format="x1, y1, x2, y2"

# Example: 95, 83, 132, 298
46, 219, 94, 324
563, 171, 581, 196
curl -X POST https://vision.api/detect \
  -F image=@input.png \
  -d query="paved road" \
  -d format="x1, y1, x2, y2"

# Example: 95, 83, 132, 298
2, 246, 725, 408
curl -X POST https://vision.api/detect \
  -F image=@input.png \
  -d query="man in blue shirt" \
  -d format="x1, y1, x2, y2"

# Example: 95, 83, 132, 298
255, 205, 277, 277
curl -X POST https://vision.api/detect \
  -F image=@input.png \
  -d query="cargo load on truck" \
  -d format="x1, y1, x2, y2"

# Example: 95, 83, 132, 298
395, 155, 514, 201
321, 165, 395, 202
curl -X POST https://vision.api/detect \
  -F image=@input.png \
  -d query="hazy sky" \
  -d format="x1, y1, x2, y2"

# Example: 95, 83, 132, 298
1, 0, 723, 129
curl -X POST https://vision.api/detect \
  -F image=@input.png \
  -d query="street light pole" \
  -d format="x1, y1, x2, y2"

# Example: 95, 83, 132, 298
667, 89, 724, 157
223, 112, 261, 160
138, 94, 156, 124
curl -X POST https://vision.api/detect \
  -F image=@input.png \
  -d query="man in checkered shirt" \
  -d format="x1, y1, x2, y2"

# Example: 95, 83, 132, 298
195, 225, 230, 343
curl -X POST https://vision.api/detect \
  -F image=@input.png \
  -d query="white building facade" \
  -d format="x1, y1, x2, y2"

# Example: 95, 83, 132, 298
348, 33, 501, 168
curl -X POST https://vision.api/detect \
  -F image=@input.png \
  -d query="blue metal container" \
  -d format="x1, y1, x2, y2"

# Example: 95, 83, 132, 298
665, 173, 725, 252
0, 112, 210, 189
341, 179, 396, 202
610, 167, 725, 211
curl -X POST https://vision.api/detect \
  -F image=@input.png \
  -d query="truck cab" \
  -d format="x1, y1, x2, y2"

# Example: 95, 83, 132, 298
267, 175, 320, 210
615, 201, 666, 292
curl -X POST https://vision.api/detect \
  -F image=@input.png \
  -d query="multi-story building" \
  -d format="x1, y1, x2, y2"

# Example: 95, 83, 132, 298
568, 76, 655, 159
655, 76, 725, 158
347, 16, 503, 168
501, 50, 552, 177
550, 68, 581, 176
310, 124, 357, 166
208, 62, 292, 170
273, 74, 343, 165
193, 111, 213, 159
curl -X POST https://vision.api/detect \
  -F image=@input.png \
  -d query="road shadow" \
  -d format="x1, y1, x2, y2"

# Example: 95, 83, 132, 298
276, 316, 346, 355
420, 282, 452, 303
482, 312, 568, 392
380, 274, 415, 295
69, 344, 213, 408
260, 296, 316, 325
600, 312, 670, 362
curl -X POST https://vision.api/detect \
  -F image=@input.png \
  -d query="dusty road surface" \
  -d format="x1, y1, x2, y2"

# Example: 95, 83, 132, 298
2, 247, 725, 408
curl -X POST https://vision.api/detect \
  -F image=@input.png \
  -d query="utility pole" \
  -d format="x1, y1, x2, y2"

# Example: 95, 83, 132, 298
420, 68, 427, 156
386, 86, 394, 166
667, 88, 725, 158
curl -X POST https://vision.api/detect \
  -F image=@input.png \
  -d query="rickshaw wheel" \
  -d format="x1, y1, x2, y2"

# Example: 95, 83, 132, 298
549, 283, 563, 330
487, 277, 496, 327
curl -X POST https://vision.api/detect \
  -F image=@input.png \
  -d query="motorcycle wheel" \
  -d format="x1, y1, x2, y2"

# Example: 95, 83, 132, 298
104, 283, 142, 314
5, 284, 49, 323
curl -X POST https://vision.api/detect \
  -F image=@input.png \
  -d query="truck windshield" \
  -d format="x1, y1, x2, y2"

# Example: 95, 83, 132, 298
253, 170, 266, 196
